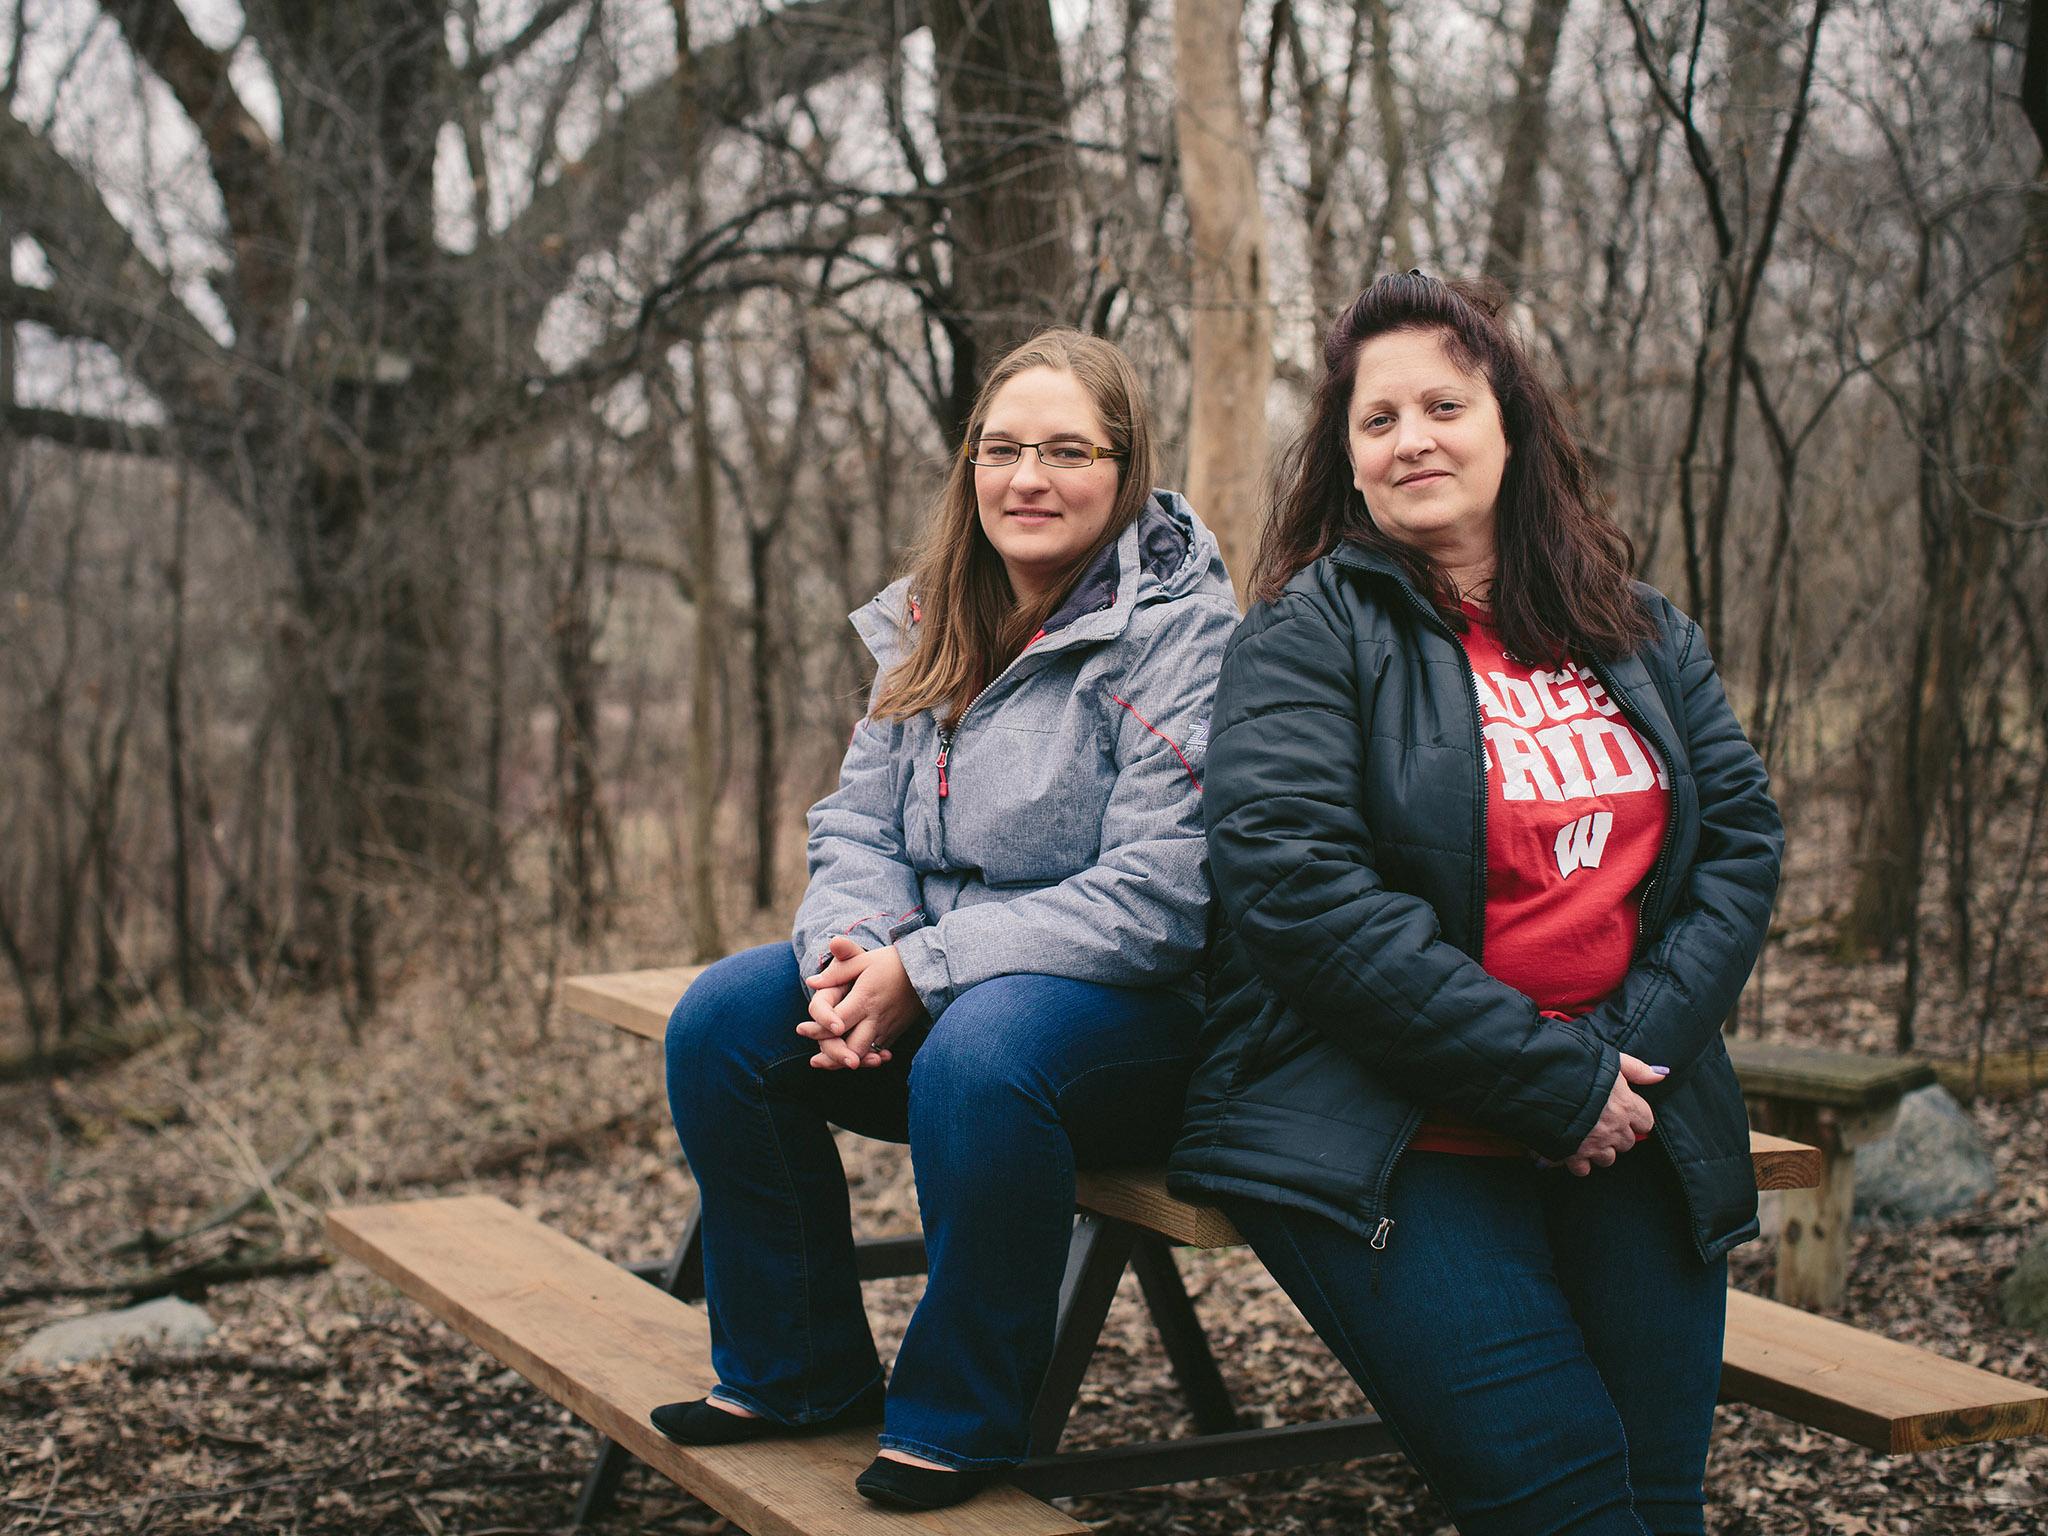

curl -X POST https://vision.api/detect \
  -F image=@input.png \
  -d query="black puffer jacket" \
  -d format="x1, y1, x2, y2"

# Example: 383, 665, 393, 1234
1167, 544, 1783, 1263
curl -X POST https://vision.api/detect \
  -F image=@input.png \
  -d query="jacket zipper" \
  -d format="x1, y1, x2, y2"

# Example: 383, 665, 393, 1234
934, 674, 1000, 801
1365, 1107, 1423, 1277
1373, 580, 1491, 1254
1386, 583, 1489, 958
1583, 654, 1713, 1258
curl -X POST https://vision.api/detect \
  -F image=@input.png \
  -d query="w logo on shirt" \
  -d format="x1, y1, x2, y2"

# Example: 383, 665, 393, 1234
1554, 811, 1615, 879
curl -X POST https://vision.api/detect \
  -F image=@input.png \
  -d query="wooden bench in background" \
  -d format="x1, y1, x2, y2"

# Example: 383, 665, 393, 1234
324, 968, 2046, 1535
1726, 1039, 1937, 1309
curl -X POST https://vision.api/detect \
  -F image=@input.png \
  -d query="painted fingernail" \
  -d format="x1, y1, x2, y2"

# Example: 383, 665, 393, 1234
1651, 1065, 1671, 1076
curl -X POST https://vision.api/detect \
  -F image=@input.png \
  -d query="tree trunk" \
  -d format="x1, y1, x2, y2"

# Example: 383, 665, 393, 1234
553, 480, 608, 945
164, 470, 197, 1008
1175, 0, 1272, 594
927, 0, 1081, 431
1364, 0, 1415, 271
478, 493, 509, 985
687, 337, 726, 963
1482, 0, 1572, 292
747, 525, 780, 912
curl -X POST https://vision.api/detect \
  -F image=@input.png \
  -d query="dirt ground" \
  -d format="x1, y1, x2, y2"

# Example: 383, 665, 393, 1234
4, 803, 2046, 1534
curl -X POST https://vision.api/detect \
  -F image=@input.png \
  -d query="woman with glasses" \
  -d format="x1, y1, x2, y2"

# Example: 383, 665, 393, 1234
653, 329, 1237, 1511
1169, 274, 1782, 1536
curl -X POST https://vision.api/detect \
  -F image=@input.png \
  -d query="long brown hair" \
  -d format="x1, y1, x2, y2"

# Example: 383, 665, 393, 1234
1252, 273, 1653, 665
872, 329, 1158, 723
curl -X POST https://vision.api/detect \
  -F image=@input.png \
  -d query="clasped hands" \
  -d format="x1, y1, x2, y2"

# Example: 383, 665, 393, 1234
799, 935, 925, 1070
1553, 1052, 1669, 1176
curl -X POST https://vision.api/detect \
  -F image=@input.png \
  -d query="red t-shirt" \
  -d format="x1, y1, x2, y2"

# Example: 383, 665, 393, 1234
1412, 604, 1672, 1157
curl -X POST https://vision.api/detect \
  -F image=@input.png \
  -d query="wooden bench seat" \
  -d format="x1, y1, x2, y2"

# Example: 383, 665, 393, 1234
327, 1195, 1088, 1536
1723, 1289, 2048, 1452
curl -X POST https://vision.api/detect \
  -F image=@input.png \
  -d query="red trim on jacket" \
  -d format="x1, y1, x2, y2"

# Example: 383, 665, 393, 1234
1109, 693, 1200, 790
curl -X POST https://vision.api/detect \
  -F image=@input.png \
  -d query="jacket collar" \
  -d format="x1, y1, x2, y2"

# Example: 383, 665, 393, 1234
849, 491, 1222, 669
1327, 540, 1443, 625
1330, 542, 1681, 762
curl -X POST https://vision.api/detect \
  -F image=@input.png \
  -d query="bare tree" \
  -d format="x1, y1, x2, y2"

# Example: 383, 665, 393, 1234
1175, 0, 1271, 589
0, 0, 908, 1009
928, 0, 1083, 426
1481, 0, 1572, 291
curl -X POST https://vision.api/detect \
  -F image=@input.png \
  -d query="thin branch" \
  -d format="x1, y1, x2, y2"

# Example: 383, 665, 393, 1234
465, 0, 589, 78
1616, 0, 1733, 258
1, 404, 168, 457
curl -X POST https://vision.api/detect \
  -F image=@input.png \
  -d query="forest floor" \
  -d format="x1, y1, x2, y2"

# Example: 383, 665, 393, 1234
3, 795, 2046, 1535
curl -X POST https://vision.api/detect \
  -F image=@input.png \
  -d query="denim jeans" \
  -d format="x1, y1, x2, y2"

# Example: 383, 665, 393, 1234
663, 941, 1198, 1468
1225, 1147, 1727, 1536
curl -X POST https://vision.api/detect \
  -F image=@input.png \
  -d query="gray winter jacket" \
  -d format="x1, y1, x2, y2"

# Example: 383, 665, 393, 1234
792, 491, 1239, 1019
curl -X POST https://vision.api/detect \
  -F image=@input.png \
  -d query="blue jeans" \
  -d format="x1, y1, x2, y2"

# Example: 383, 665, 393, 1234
1225, 1148, 1727, 1536
663, 942, 1198, 1468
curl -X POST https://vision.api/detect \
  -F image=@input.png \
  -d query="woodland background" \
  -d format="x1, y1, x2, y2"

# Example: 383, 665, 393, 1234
2, 1, 2047, 1532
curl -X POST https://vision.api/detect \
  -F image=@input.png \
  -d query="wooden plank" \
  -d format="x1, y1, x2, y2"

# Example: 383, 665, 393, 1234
1080, 1138, 1810, 1249
328, 1197, 1086, 1536
562, 967, 703, 1043
1722, 1289, 2048, 1452
1074, 1170, 1241, 1248
1749, 1131, 1823, 1191
1728, 1040, 1936, 1111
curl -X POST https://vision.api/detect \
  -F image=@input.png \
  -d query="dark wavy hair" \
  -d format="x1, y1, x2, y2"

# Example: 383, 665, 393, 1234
1251, 272, 1653, 665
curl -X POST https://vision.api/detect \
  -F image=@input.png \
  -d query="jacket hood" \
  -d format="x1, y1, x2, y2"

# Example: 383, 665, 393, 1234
1041, 489, 1232, 632
852, 488, 1233, 669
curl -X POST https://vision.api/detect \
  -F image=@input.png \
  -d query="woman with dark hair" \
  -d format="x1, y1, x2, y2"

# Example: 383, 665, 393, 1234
1169, 273, 1782, 1536
653, 329, 1237, 1511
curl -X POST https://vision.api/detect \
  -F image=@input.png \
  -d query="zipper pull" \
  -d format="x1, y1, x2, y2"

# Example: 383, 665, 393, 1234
935, 734, 950, 799
1370, 1217, 1394, 1251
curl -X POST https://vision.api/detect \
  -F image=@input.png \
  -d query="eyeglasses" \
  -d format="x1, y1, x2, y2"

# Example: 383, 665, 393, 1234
965, 438, 1124, 469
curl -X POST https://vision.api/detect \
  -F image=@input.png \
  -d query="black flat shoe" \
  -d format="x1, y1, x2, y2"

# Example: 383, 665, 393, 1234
649, 1381, 884, 1447
853, 1455, 997, 1511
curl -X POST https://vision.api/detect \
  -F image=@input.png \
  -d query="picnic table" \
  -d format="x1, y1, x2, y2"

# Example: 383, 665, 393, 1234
322, 968, 2046, 1536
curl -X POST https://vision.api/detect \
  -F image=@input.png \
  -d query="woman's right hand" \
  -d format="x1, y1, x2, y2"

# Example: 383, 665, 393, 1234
797, 937, 924, 1069
1562, 1053, 1669, 1176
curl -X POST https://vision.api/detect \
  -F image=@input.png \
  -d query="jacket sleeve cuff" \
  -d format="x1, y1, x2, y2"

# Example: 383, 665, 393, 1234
1545, 1041, 1620, 1161
893, 926, 956, 1020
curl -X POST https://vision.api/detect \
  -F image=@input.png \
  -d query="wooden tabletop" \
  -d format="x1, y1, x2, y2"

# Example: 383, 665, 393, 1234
567, 968, 1821, 1193
1727, 1039, 1937, 1112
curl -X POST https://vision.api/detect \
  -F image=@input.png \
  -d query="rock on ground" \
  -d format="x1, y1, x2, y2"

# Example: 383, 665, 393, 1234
1854, 1085, 1997, 1227
2001, 1234, 2048, 1335
5, 1296, 217, 1372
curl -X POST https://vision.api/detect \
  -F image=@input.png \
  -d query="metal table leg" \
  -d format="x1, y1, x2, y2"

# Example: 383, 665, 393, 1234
1130, 1234, 1240, 1434
1027, 1213, 1139, 1456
